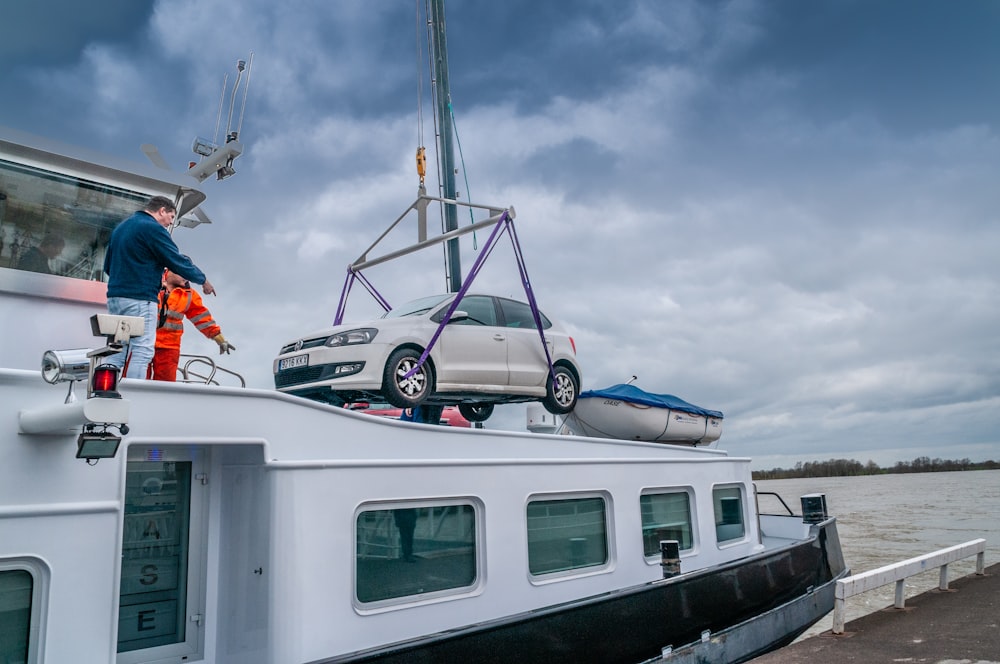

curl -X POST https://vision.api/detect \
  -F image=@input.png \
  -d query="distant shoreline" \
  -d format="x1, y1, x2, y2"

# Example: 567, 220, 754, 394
752, 457, 999, 480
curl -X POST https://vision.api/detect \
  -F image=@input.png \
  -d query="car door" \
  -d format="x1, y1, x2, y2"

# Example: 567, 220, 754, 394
497, 297, 552, 388
433, 295, 509, 388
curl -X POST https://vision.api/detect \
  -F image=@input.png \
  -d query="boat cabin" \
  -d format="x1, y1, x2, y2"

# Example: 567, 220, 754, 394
0, 126, 845, 664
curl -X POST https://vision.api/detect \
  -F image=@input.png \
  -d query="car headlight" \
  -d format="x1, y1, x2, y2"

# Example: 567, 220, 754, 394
325, 328, 378, 347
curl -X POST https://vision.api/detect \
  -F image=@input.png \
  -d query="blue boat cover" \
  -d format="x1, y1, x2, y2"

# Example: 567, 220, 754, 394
578, 384, 724, 419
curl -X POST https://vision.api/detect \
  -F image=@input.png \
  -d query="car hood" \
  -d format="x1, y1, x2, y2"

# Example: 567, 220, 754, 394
283, 316, 427, 345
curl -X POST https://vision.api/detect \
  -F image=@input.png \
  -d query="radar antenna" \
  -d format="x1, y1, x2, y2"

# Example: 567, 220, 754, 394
189, 52, 254, 182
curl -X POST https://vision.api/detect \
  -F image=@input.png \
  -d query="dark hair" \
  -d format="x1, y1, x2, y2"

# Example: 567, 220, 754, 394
144, 196, 177, 214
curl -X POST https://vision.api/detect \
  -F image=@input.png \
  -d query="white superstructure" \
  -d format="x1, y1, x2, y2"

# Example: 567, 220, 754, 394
0, 126, 845, 664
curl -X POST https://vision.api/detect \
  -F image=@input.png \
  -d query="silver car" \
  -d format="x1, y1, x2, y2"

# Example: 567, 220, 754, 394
273, 294, 581, 422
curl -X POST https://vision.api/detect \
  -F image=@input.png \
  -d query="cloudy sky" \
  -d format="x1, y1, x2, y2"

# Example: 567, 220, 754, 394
4, 0, 999, 469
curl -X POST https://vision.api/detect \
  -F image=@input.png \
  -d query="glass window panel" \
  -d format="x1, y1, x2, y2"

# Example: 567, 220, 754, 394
640, 492, 693, 556
498, 297, 551, 329
527, 496, 608, 575
452, 296, 498, 326
0, 569, 33, 663
0, 158, 148, 280
118, 461, 192, 653
356, 504, 477, 603
713, 486, 746, 542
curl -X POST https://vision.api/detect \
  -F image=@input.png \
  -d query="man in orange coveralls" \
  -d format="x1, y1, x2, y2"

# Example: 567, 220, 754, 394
149, 269, 235, 381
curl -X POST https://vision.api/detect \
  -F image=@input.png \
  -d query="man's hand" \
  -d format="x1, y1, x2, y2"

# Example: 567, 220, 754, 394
214, 334, 235, 354
202, 279, 216, 296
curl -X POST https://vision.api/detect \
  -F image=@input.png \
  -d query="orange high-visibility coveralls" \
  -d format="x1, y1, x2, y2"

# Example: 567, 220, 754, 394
149, 287, 222, 381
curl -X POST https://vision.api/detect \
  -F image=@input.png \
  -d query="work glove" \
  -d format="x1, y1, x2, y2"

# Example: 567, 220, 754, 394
214, 334, 236, 355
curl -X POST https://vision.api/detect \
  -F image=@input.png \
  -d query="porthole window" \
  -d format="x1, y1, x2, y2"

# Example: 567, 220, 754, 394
527, 495, 608, 576
356, 502, 478, 604
0, 560, 45, 664
640, 491, 694, 556
0, 569, 33, 662
713, 486, 746, 543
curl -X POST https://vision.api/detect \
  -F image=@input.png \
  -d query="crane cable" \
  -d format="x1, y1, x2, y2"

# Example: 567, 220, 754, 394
448, 100, 478, 249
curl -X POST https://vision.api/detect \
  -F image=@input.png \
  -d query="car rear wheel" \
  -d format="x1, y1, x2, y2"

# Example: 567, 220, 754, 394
542, 365, 578, 415
459, 402, 495, 423
383, 348, 433, 408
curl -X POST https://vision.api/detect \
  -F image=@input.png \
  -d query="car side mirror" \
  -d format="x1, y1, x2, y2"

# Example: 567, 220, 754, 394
447, 310, 469, 323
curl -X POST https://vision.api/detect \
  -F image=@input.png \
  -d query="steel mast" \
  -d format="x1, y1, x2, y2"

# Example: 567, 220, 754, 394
429, 0, 461, 293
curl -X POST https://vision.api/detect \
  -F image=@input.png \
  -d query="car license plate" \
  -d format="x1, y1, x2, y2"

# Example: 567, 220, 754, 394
279, 354, 308, 371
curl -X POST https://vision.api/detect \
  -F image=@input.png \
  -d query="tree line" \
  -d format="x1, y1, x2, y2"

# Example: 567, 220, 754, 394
752, 456, 1000, 480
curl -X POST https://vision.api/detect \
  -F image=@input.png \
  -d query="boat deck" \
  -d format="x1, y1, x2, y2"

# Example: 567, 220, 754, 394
749, 562, 1000, 663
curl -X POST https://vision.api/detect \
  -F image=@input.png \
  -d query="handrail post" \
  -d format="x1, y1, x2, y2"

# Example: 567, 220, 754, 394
894, 579, 905, 608
938, 563, 949, 591
832, 588, 847, 634
977, 551, 985, 575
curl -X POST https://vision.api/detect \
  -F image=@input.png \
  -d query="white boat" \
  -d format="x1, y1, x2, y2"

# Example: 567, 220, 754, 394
564, 383, 724, 445
0, 8, 847, 663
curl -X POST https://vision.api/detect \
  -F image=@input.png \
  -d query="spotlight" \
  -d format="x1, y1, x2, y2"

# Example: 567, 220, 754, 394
41, 349, 90, 384
76, 430, 122, 461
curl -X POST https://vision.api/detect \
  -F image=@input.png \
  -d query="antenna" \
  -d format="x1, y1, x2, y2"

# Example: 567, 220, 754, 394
225, 57, 245, 143
234, 51, 254, 142
213, 73, 229, 146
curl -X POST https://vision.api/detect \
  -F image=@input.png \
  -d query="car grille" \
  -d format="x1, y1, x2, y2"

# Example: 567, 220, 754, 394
279, 337, 329, 354
275, 365, 326, 387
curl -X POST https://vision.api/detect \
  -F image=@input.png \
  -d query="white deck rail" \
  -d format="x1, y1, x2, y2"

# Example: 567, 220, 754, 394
832, 538, 987, 634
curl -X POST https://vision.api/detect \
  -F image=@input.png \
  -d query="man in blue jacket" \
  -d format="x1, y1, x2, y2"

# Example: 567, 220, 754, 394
104, 196, 216, 379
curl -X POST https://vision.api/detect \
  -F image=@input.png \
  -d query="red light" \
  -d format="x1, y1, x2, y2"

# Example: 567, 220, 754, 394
91, 364, 120, 397
569, 336, 576, 354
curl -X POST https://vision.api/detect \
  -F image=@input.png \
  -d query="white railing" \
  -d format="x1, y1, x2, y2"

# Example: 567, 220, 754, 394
832, 538, 986, 634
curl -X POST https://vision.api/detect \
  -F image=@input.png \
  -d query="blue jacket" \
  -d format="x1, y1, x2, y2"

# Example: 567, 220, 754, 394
104, 211, 207, 301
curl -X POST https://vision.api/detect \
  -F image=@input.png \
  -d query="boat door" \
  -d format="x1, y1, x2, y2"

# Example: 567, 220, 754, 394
117, 447, 208, 663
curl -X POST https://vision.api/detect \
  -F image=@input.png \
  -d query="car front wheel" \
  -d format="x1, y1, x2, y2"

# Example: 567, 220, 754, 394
383, 348, 433, 408
459, 402, 494, 423
542, 365, 578, 415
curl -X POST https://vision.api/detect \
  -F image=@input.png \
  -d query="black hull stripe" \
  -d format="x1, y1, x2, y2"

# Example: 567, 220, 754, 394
319, 521, 846, 664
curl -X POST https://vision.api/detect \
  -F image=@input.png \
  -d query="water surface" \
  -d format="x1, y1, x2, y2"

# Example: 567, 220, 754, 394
756, 469, 999, 635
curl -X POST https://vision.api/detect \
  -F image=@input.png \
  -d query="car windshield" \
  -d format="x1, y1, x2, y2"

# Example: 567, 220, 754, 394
382, 294, 452, 319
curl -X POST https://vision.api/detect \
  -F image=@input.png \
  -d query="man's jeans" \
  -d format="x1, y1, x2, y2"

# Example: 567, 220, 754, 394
106, 297, 157, 379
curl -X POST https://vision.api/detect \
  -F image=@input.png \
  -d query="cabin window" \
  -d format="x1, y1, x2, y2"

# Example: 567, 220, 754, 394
443, 295, 498, 326
0, 158, 146, 279
526, 496, 609, 575
118, 461, 193, 653
498, 296, 552, 329
640, 491, 694, 556
713, 486, 746, 543
0, 569, 34, 663
355, 503, 478, 604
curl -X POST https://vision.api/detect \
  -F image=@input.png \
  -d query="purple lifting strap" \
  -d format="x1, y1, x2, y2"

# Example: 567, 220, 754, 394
402, 211, 559, 387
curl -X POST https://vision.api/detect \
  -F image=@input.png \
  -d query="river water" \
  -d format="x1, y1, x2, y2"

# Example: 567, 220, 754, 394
755, 469, 1000, 637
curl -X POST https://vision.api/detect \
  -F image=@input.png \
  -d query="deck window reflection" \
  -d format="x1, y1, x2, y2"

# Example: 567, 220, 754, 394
0, 158, 146, 280
713, 486, 746, 542
0, 569, 33, 663
527, 496, 608, 575
356, 504, 477, 603
640, 491, 693, 556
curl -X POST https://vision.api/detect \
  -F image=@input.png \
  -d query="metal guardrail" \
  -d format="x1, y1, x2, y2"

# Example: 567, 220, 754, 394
179, 354, 246, 387
832, 538, 987, 634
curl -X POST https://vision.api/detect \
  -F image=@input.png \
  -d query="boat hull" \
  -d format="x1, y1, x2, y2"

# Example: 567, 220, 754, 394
325, 519, 845, 664
565, 397, 723, 444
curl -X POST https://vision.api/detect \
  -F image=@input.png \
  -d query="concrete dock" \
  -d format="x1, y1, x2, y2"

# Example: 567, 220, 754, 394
750, 563, 999, 663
